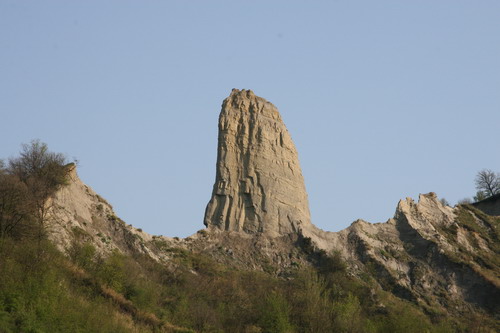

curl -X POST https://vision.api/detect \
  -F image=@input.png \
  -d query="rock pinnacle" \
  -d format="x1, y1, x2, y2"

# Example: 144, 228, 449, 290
204, 89, 312, 237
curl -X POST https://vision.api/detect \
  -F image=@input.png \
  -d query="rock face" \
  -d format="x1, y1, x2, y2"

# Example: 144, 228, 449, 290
204, 89, 312, 237
47, 164, 177, 261
324, 193, 500, 313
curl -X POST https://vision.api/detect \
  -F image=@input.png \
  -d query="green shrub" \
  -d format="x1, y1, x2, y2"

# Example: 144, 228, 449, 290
68, 241, 96, 270
259, 293, 294, 333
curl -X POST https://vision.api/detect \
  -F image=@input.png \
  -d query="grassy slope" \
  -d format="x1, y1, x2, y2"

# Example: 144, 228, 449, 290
3, 231, 498, 333
0, 238, 192, 333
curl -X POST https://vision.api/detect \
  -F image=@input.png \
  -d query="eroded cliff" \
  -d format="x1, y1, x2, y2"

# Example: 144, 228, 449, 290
199, 90, 499, 316
204, 89, 312, 237
45, 89, 499, 322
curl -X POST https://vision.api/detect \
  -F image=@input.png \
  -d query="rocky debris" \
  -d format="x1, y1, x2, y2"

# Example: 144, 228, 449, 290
186, 230, 313, 276
204, 89, 313, 237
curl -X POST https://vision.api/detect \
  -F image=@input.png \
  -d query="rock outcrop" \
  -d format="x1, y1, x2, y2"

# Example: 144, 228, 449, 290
200, 90, 499, 315
43, 90, 499, 320
47, 164, 178, 261
310, 192, 499, 314
204, 89, 312, 237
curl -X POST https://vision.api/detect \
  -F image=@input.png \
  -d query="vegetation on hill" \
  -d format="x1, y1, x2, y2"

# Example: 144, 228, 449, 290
3, 230, 494, 333
457, 169, 500, 204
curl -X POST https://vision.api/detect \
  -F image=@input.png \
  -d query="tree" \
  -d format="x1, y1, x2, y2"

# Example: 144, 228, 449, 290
474, 169, 500, 199
0, 173, 32, 241
259, 293, 294, 333
7, 140, 68, 239
439, 198, 450, 207
473, 191, 487, 202
8, 139, 67, 190
0, 159, 32, 242
457, 198, 472, 205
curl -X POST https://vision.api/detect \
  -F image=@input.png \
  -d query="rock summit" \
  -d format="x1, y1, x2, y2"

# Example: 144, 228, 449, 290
204, 89, 312, 237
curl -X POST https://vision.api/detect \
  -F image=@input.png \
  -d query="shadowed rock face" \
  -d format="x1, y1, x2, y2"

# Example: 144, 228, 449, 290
204, 89, 312, 237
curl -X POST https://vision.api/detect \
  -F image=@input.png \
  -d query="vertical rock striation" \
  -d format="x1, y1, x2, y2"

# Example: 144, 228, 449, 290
204, 89, 312, 237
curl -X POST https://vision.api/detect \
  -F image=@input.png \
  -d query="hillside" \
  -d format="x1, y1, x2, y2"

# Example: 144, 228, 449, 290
0, 90, 498, 332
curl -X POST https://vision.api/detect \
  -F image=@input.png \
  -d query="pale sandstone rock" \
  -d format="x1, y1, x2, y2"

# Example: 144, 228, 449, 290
47, 164, 176, 261
204, 89, 313, 237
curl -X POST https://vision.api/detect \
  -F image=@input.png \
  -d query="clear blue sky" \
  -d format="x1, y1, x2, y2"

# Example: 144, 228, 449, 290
1, 1, 499, 237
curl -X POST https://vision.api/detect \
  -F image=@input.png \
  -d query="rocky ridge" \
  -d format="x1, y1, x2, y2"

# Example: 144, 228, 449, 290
333, 193, 499, 313
45, 90, 499, 319
201, 90, 499, 315
47, 164, 179, 262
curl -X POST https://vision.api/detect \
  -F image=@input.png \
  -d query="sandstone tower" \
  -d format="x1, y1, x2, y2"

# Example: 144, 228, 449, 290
204, 89, 312, 237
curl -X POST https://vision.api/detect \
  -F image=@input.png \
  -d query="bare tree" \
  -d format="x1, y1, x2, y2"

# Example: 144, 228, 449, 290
475, 169, 500, 198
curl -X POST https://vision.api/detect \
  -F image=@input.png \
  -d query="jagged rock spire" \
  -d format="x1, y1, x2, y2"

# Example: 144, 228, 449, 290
204, 89, 312, 237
